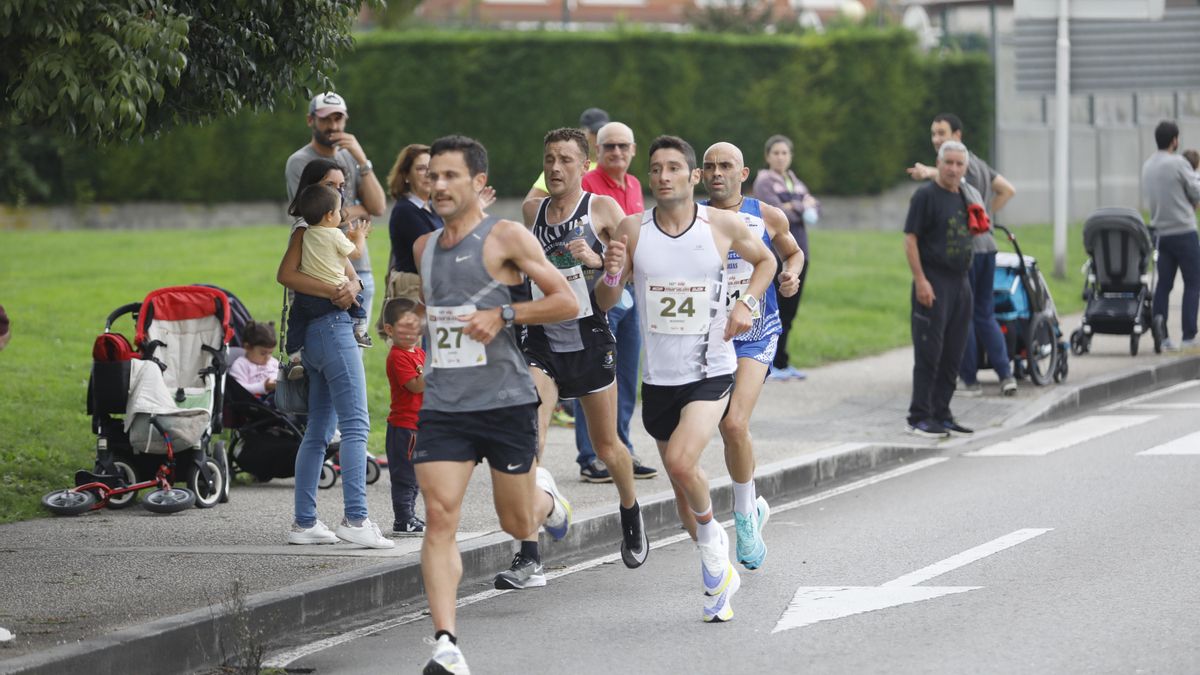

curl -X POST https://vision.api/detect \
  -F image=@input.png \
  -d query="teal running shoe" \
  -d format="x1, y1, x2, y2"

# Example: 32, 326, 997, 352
734, 496, 770, 570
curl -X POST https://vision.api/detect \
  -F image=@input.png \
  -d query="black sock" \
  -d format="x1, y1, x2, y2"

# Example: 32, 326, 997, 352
434, 630, 456, 645
620, 502, 640, 524
520, 540, 540, 563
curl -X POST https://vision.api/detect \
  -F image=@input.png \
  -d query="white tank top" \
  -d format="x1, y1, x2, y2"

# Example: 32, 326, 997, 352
633, 203, 736, 386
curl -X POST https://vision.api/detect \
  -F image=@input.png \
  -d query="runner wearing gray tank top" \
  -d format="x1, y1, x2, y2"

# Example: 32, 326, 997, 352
412, 136, 579, 675
595, 135, 776, 625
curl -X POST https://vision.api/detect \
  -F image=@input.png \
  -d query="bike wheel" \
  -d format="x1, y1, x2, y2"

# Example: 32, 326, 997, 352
188, 458, 224, 509
42, 489, 97, 516
1026, 314, 1059, 386
365, 457, 381, 485
143, 487, 196, 514
106, 460, 139, 509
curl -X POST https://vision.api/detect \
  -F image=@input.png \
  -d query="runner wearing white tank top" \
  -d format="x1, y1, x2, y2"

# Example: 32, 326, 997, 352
595, 136, 775, 624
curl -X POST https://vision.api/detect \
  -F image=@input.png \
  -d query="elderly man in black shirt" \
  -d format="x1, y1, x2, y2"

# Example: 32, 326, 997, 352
903, 140, 977, 439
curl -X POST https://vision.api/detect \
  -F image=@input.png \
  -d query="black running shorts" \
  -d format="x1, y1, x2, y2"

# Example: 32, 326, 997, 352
412, 403, 539, 474
640, 374, 735, 441
525, 345, 616, 400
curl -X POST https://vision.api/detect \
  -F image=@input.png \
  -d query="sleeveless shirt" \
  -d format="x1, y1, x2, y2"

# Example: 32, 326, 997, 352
419, 216, 538, 412
700, 196, 782, 342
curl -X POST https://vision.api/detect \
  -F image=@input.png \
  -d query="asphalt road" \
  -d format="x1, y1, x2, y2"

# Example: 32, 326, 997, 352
274, 381, 1200, 675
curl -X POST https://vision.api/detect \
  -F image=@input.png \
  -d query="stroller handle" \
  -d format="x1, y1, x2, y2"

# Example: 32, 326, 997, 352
104, 303, 142, 332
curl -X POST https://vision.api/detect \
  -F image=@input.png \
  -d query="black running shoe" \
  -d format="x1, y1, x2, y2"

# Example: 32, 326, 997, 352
493, 553, 546, 590
620, 505, 649, 569
939, 419, 974, 436
579, 459, 612, 483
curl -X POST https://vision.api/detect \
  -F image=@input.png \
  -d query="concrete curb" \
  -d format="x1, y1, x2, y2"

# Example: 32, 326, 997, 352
1, 442, 933, 675
6, 355, 1197, 674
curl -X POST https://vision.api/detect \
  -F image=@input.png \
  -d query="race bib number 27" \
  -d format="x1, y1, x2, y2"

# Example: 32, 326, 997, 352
646, 279, 711, 335
427, 305, 488, 369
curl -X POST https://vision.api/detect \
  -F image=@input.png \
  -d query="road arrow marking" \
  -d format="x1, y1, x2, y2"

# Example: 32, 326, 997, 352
965, 415, 1156, 456
773, 528, 1052, 633
1138, 430, 1200, 455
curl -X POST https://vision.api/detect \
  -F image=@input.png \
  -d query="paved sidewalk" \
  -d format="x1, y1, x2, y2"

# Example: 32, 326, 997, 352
1, 310, 1198, 673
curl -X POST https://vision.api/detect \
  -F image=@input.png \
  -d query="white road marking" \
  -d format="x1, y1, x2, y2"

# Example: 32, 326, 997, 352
773, 528, 1052, 633
965, 415, 1157, 457
1138, 430, 1200, 455
1101, 380, 1200, 411
262, 456, 949, 668
1121, 403, 1200, 411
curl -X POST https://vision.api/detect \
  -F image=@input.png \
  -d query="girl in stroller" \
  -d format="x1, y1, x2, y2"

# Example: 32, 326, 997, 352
228, 321, 280, 399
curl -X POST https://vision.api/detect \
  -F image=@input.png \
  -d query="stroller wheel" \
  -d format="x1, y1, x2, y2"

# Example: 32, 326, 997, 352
319, 461, 338, 490
189, 457, 225, 509
1153, 315, 1166, 354
1054, 351, 1069, 383
365, 457, 381, 485
106, 461, 140, 509
1130, 332, 1141, 357
1070, 329, 1088, 356
42, 489, 98, 516
143, 487, 196, 514
1027, 314, 1059, 386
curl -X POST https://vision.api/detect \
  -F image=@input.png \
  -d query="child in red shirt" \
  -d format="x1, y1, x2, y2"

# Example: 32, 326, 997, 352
383, 298, 426, 535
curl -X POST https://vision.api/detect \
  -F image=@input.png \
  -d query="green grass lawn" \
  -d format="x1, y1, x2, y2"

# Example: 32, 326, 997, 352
0, 222, 1086, 523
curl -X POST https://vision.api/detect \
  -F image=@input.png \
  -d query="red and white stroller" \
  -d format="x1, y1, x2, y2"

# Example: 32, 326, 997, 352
42, 286, 234, 515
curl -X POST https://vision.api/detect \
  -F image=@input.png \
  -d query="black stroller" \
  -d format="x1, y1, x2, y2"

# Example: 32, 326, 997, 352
1069, 207, 1163, 356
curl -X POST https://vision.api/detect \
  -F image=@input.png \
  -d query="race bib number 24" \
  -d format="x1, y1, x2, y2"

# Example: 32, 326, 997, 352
646, 279, 711, 335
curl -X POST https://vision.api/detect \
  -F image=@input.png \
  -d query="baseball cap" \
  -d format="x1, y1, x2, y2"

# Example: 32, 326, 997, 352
309, 92, 348, 118
579, 108, 610, 133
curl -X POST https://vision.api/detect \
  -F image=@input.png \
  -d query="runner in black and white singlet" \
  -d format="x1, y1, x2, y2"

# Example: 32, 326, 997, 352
595, 136, 776, 625
701, 141, 805, 573
411, 136, 579, 675
511, 128, 649, 575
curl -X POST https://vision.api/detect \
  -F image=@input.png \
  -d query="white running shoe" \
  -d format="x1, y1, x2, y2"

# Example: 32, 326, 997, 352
335, 518, 395, 549
699, 525, 740, 623
536, 467, 572, 541
287, 519, 339, 545
423, 634, 470, 674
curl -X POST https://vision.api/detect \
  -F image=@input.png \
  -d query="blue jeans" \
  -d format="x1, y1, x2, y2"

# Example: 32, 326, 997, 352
359, 269, 375, 328
1153, 231, 1200, 341
959, 252, 1013, 383
294, 310, 370, 527
575, 292, 639, 467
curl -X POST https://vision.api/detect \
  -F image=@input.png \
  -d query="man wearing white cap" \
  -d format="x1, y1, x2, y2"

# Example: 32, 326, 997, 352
286, 92, 387, 327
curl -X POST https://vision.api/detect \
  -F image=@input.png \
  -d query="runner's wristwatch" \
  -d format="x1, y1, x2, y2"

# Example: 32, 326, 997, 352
738, 295, 759, 315
500, 304, 515, 327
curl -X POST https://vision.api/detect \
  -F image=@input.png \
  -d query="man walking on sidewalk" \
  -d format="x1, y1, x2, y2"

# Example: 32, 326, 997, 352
700, 141, 805, 571
412, 136, 579, 674
904, 140, 976, 440
573, 121, 658, 483
908, 112, 1017, 396
596, 135, 775, 623
1143, 120, 1200, 350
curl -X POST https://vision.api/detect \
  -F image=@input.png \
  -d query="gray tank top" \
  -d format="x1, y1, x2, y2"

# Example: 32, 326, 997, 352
420, 216, 537, 412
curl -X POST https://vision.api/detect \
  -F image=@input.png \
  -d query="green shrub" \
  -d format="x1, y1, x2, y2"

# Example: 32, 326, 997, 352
31, 28, 992, 203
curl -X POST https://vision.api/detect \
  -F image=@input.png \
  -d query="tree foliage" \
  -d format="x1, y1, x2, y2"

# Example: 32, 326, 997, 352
0, 0, 368, 201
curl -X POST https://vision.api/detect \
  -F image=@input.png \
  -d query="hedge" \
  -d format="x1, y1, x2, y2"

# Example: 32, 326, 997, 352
37, 28, 992, 203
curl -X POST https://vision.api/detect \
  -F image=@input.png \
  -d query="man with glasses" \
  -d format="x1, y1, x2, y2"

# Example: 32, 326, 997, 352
573, 121, 658, 483
286, 92, 387, 333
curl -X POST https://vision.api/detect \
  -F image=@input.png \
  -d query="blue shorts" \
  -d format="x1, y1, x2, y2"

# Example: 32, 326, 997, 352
734, 333, 779, 366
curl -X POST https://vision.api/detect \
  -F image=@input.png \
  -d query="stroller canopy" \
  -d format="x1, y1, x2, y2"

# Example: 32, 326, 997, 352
1083, 207, 1153, 288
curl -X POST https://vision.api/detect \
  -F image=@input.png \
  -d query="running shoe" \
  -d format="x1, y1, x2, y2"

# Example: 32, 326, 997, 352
699, 527, 740, 623
1000, 378, 1017, 397
423, 635, 470, 675
631, 455, 658, 479
493, 552, 546, 590
767, 366, 792, 382
579, 459, 613, 483
735, 496, 771, 570
620, 505, 649, 569
958, 380, 983, 397
335, 518, 395, 549
550, 405, 575, 427
939, 419, 974, 437
536, 467, 572, 541
393, 515, 426, 536
906, 419, 950, 439
287, 519, 339, 545
784, 366, 808, 380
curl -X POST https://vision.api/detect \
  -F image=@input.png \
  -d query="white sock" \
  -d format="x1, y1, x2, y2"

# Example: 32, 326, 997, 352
693, 507, 720, 546
733, 479, 756, 516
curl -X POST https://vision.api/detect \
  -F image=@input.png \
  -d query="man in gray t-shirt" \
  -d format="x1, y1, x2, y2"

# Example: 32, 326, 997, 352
285, 92, 386, 325
908, 112, 1018, 396
1143, 120, 1200, 348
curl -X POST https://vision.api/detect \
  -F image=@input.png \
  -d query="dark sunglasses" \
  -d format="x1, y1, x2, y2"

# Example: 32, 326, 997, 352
602, 142, 631, 152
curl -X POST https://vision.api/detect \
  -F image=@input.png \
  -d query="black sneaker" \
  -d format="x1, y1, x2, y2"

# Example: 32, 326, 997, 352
939, 419, 974, 436
393, 515, 426, 536
620, 505, 649, 569
906, 419, 950, 439
630, 456, 658, 479
355, 333, 373, 348
493, 553, 546, 590
579, 459, 613, 483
